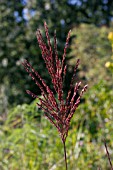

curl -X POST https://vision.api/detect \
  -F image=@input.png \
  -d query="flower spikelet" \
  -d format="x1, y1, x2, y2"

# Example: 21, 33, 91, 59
22, 22, 88, 142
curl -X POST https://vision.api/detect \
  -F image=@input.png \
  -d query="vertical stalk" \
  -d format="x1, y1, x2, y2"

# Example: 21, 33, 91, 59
63, 140, 68, 170
104, 140, 113, 170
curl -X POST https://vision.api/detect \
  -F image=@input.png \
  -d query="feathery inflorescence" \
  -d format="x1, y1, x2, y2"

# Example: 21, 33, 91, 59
22, 22, 88, 143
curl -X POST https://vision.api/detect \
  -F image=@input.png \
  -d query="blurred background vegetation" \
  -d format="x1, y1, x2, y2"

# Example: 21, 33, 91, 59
0, 0, 113, 169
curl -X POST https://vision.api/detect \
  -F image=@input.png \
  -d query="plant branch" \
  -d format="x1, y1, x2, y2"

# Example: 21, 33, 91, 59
104, 140, 113, 170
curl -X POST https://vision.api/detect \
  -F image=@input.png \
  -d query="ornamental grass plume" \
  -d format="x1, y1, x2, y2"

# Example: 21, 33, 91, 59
22, 22, 88, 170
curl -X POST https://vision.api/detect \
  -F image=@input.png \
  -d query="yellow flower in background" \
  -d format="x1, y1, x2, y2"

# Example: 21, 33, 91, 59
105, 32, 113, 69
108, 32, 113, 41
105, 61, 110, 68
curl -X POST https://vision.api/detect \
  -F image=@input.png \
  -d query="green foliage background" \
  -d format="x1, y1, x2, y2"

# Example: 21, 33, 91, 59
0, 0, 113, 169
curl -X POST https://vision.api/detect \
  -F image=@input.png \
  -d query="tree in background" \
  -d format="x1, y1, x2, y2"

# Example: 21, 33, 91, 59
69, 24, 112, 86
0, 0, 113, 109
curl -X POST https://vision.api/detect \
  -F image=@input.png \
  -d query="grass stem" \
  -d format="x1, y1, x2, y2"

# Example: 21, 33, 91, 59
63, 140, 68, 170
104, 140, 113, 170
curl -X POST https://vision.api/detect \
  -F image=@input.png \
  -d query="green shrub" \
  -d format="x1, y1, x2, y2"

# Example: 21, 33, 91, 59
0, 80, 113, 169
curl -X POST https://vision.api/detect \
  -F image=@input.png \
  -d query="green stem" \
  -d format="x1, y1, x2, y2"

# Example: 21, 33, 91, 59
63, 140, 68, 170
